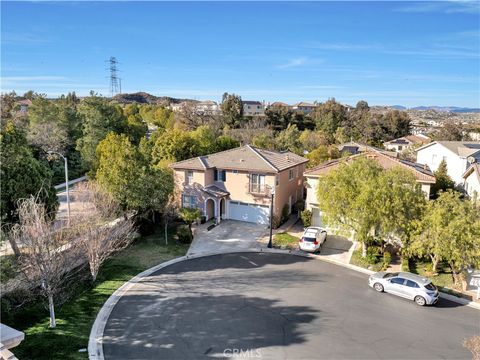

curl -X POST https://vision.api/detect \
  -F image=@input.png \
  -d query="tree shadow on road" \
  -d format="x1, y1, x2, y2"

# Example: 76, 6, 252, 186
103, 293, 322, 360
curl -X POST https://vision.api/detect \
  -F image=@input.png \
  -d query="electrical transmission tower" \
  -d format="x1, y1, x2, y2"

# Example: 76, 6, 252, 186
107, 56, 121, 97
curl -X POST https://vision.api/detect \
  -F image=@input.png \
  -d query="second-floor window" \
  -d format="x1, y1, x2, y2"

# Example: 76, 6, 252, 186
185, 170, 193, 185
214, 169, 226, 182
251, 174, 265, 193
289, 168, 295, 180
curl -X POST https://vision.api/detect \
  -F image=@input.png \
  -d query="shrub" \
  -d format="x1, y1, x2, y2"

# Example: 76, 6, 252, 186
401, 257, 410, 272
300, 209, 312, 228
281, 204, 290, 223
366, 246, 381, 265
176, 225, 192, 244
382, 251, 392, 270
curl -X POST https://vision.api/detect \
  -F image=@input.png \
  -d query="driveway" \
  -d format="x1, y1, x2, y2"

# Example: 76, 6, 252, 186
102, 252, 478, 359
188, 220, 266, 256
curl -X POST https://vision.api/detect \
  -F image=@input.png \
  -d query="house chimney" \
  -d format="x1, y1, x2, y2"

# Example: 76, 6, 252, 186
285, 154, 290, 160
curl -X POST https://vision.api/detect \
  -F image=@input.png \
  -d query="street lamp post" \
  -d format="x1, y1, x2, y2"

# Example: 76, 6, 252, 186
268, 190, 275, 249
48, 151, 70, 226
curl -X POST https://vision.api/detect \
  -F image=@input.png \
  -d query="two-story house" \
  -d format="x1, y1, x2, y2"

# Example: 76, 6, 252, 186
170, 145, 308, 225
383, 134, 430, 153
305, 149, 435, 227
416, 141, 480, 185
242, 101, 265, 116
463, 163, 480, 200
291, 102, 316, 115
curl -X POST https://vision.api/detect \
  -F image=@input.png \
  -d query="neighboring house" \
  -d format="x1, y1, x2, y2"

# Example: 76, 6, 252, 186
291, 102, 316, 115
337, 142, 396, 157
170, 145, 308, 225
269, 102, 290, 108
194, 100, 221, 115
14, 99, 32, 115
305, 149, 435, 227
416, 141, 480, 185
463, 163, 480, 200
383, 134, 430, 153
242, 101, 265, 116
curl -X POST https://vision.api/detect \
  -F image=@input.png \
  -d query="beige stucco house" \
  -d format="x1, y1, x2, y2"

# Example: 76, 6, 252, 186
304, 148, 436, 227
170, 145, 308, 225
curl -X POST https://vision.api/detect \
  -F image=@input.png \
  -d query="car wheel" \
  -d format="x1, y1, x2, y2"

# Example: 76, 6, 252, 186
373, 283, 384, 292
414, 296, 426, 306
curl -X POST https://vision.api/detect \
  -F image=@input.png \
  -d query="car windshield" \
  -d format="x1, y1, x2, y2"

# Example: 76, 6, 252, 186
424, 283, 436, 291
303, 237, 316, 242
383, 273, 399, 279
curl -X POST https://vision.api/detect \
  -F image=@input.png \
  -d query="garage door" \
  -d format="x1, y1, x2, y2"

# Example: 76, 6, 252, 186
228, 201, 269, 224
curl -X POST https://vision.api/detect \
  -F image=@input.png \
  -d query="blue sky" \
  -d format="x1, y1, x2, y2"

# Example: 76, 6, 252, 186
1, 1, 479, 107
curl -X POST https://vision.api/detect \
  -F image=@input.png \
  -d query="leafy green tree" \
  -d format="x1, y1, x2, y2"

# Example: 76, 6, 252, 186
215, 135, 240, 152
306, 145, 340, 168
0, 122, 58, 239
126, 114, 148, 144
76, 94, 127, 170
95, 132, 172, 214
299, 130, 328, 152
150, 128, 197, 163
179, 208, 201, 237
252, 132, 275, 150
433, 122, 466, 141
312, 98, 347, 139
408, 191, 480, 282
431, 159, 455, 198
317, 157, 425, 257
221, 93, 243, 128
190, 125, 218, 155
275, 124, 303, 155
139, 104, 175, 129
382, 110, 411, 139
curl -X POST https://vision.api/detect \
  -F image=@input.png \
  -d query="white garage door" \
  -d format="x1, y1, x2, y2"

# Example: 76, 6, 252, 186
228, 201, 269, 224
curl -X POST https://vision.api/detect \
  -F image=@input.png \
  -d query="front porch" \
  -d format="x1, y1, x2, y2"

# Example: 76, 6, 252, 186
203, 185, 229, 223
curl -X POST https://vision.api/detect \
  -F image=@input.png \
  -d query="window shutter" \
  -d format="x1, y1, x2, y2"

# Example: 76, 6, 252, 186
222, 170, 226, 182
214, 169, 218, 181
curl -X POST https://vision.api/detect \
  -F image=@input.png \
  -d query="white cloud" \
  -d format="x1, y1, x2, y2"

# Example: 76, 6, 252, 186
395, 0, 480, 14
276, 57, 308, 69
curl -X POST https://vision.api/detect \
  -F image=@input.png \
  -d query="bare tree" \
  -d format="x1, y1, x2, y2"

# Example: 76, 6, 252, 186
175, 101, 220, 130
11, 196, 83, 328
163, 194, 178, 245
75, 181, 135, 282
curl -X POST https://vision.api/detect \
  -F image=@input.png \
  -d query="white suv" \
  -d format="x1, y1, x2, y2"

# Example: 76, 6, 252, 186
299, 227, 327, 253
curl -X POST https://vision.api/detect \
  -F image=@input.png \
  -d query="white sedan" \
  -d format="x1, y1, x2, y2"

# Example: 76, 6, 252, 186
299, 227, 327, 253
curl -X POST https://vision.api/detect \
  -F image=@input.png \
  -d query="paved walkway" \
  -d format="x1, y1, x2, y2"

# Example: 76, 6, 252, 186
188, 220, 266, 256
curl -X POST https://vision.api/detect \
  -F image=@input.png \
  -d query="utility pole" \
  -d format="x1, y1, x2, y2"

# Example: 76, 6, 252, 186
48, 151, 70, 226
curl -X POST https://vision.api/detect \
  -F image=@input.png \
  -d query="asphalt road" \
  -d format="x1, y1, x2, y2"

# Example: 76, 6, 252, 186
103, 253, 479, 359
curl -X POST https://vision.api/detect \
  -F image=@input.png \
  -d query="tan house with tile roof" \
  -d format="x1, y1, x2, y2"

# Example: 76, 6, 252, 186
304, 149, 435, 227
384, 134, 431, 153
170, 145, 308, 225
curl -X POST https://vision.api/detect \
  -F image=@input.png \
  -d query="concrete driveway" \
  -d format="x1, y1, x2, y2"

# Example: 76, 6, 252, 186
102, 252, 478, 359
188, 220, 266, 256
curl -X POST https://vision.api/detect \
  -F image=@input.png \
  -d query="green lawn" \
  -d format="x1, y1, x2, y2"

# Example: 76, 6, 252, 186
273, 232, 299, 250
2, 231, 189, 360
411, 260, 456, 290
349, 248, 384, 272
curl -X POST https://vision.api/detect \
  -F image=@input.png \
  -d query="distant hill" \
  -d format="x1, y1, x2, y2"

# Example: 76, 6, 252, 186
112, 92, 197, 105
391, 105, 407, 110
410, 106, 480, 113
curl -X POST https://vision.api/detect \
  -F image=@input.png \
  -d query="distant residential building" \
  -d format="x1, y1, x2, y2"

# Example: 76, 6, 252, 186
170, 100, 221, 115
243, 101, 265, 116
469, 131, 480, 141
337, 142, 396, 157
383, 134, 431, 153
305, 149, 435, 226
14, 99, 32, 114
416, 141, 480, 185
292, 102, 316, 115
463, 163, 480, 200
269, 102, 290, 108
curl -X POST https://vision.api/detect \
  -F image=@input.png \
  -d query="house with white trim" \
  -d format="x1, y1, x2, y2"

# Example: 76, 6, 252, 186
463, 163, 480, 200
416, 141, 480, 186
170, 145, 308, 225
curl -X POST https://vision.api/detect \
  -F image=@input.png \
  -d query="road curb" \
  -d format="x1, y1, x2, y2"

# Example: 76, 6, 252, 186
88, 248, 308, 359
89, 248, 479, 359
